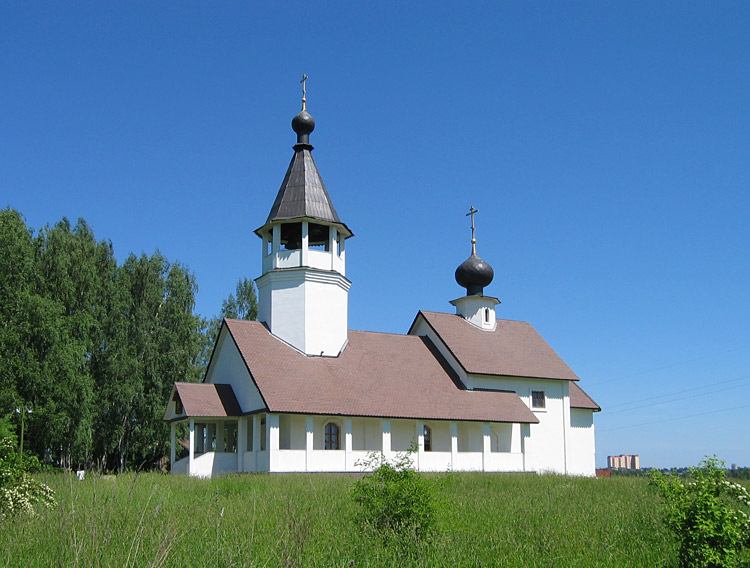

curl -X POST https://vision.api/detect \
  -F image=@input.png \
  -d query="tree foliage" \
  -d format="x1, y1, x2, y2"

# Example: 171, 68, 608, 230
200, 276, 258, 371
0, 208, 206, 471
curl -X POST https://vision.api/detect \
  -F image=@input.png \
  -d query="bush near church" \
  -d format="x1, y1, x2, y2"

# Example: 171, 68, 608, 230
0, 416, 55, 520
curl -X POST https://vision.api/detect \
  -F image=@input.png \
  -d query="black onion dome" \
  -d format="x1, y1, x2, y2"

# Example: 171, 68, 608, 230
292, 110, 315, 139
455, 253, 494, 296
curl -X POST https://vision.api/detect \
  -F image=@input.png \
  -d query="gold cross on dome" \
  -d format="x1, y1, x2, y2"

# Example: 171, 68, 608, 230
300, 74, 308, 111
466, 206, 479, 254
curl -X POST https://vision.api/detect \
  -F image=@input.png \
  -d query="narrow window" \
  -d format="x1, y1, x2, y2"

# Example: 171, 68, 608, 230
324, 422, 340, 450
423, 425, 432, 452
260, 416, 266, 451
224, 422, 237, 453
173, 392, 183, 415
336, 233, 342, 256
531, 391, 546, 409
484, 308, 490, 323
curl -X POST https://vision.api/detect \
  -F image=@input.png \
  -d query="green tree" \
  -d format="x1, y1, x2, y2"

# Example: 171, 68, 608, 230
200, 277, 258, 372
92, 253, 204, 471
0, 209, 206, 472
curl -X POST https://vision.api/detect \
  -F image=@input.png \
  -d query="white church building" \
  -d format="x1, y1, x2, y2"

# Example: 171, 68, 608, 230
163, 95, 600, 478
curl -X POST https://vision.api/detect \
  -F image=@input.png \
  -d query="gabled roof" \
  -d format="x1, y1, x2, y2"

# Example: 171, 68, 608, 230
224, 319, 539, 424
569, 382, 601, 411
172, 382, 243, 418
411, 311, 580, 381
256, 148, 352, 237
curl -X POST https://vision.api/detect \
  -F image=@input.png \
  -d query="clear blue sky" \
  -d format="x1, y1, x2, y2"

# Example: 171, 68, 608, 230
2, 2, 749, 469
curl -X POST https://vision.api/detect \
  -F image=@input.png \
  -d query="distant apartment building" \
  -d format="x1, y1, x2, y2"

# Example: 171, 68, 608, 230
608, 454, 640, 470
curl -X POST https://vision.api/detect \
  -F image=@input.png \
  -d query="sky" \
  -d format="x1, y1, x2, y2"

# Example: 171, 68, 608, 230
2, 2, 749, 469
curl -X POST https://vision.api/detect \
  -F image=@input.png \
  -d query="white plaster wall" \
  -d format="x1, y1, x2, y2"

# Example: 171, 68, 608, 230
567, 409, 596, 476
275, 249, 302, 269
472, 376, 568, 474
256, 278, 272, 326
287, 414, 307, 450
278, 414, 300, 450
453, 452, 483, 471
269, 277, 306, 352
363, 418, 383, 451
486, 452, 524, 472
391, 419, 416, 451
457, 422, 483, 452
352, 418, 366, 451
205, 329, 266, 413
304, 277, 349, 356
450, 296, 497, 330
419, 451, 453, 472
256, 269, 350, 356
490, 423, 513, 452
189, 452, 238, 478
426, 421, 452, 452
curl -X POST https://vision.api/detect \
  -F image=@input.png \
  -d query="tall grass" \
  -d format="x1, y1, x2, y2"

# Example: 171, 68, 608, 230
1, 471, 678, 567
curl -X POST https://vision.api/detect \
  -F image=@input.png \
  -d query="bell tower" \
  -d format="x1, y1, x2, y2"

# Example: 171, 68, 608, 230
254, 78, 353, 356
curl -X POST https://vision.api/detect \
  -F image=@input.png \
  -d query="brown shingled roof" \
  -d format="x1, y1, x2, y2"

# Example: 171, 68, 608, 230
413, 311, 580, 381
569, 382, 601, 411
174, 382, 243, 417
224, 319, 538, 424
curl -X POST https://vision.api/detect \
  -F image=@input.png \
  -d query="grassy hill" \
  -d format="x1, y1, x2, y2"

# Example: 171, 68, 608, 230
2, 471, 678, 567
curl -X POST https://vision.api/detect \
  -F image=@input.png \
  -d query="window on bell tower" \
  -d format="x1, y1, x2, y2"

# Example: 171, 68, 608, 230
308, 223, 330, 250
280, 223, 302, 250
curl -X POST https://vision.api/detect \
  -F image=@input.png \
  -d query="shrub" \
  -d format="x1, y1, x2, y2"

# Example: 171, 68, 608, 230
351, 449, 437, 549
0, 421, 55, 520
650, 456, 750, 568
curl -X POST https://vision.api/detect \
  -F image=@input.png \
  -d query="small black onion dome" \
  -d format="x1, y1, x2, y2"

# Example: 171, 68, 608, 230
292, 110, 315, 142
455, 253, 494, 296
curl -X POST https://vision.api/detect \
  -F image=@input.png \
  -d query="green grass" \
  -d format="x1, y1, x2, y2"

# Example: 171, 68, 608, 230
1, 471, 678, 567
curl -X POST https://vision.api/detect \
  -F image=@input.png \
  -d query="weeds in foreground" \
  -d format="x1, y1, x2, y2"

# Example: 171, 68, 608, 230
1, 470, 679, 567
651, 456, 750, 568
351, 449, 441, 555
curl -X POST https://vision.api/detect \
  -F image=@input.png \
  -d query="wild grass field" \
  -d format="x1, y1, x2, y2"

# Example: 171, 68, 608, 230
2, 471, 679, 567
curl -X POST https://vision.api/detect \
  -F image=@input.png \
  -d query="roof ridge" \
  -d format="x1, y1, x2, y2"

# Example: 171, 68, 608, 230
420, 310, 531, 325
348, 328, 416, 338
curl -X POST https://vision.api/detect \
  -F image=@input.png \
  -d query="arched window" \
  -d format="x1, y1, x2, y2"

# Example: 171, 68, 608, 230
423, 425, 432, 452
324, 422, 340, 450
490, 431, 499, 453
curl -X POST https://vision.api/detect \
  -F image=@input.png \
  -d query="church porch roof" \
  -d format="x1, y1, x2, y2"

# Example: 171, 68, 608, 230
169, 382, 243, 419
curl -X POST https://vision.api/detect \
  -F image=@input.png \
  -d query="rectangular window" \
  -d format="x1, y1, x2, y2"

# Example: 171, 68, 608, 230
531, 391, 546, 409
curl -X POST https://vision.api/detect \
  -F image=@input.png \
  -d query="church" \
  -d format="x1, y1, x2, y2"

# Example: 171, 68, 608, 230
163, 89, 600, 478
